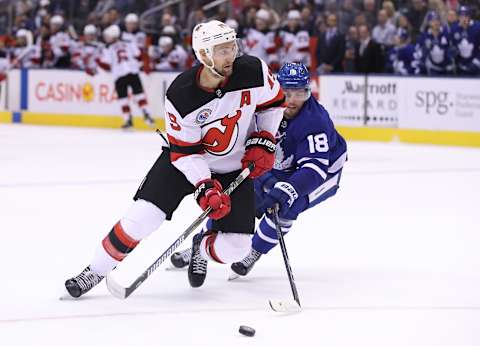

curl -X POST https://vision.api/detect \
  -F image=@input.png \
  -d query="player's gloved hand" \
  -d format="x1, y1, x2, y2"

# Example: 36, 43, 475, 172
258, 181, 299, 218
254, 172, 279, 218
85, 68, 96, 76
241, 130, 276, 179
194, 179, 231, 220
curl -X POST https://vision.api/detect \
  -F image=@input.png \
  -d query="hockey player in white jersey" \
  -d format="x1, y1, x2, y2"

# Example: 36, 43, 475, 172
148, 35, 188, 71
96, 24, 154, 129
243, 9, 279, 70
49, 15, 73, 68
121, 13, 147, 51
64, 20, 285, 297
12, 29, 41, 68
278, 10, 311, 68
71, 25, 103, 76
171, 63, 347, 279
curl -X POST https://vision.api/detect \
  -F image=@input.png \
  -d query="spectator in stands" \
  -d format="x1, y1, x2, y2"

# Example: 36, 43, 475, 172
186, 7, 207, 35
344, 25, 358, 72
300, 4, 316, 35
355, 24, 384, 73
362, 0, 377, 28
406, 0, 428, 40
338, 0, 358, 34
354, 12, 368, 28
34, 0, 51, 31
372, 9, 396, 50
316, 14, 346, 73
382, 1, 400, 27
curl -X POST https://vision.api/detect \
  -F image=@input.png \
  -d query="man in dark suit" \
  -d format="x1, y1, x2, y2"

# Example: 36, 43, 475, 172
354, 24, 384, 73
315, 14, 346, 73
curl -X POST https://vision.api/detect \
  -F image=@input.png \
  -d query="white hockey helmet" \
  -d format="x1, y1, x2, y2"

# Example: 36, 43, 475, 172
16, 29, 29, 38
40, 0, 50, 6
256, 9, 270, 22
287, 10, 301, 20
103, 25, 120, 40
125, 13, 139, 23
225, 18, 239, 31
83, 24, 97, 36
192, 20, 236, 68
50, 15, 64, 26
159, 36, 173, 47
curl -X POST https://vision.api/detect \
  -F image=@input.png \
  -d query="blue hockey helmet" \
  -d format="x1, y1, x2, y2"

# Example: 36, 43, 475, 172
458, 5, 471, 17
277, 63, 310, 89
426, 10, 440, 23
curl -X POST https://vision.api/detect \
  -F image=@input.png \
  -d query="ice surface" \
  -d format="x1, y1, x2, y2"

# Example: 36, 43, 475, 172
1, 124, 480, 346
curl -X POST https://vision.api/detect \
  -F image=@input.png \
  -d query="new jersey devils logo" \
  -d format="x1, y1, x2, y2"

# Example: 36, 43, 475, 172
202, 110, 242, 156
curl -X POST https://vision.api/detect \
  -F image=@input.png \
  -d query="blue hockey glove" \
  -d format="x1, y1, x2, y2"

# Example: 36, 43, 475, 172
258, 181, 299, 218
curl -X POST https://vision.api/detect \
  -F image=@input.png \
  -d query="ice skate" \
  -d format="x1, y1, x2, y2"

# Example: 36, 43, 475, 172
64, 266, 104, 298
230, 248, 262, 278
121, 117, 133, 129
170, 247, 191, 269
188, 233, 208, 287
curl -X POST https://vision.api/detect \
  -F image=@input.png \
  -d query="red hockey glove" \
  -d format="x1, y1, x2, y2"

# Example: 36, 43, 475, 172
194, 179, 231, 220
241, 130, 276, 178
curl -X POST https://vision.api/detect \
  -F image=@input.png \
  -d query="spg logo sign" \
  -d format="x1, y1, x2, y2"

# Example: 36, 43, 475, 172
415, 91, 453, 115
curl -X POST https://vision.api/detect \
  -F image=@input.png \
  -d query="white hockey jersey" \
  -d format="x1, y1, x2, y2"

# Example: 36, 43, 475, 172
242, 28, 278, 67
121, 30, 147, 51
72, 41, 104, 72
12, 45, 41, 68
49, 31, 73, 60
149, 44, 188, 71
98, 40, 140, 80
165, 55, 285, 186
279, 27, 311, 67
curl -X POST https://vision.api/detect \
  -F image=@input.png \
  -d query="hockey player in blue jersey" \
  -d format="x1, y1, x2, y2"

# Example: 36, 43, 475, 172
170, 63, 347, 277
450, 6, 480, 76
387, 28, 419, 75
415, 11, 455, 75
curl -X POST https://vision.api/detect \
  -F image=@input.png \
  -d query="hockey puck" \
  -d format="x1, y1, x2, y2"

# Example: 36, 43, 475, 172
239, 325, 255, 337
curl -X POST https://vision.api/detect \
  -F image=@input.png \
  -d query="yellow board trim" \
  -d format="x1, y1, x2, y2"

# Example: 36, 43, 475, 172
337, 126, 480, 147
7, 113, 480, 147
0, 111, 11, 123
21, 112, 166, 131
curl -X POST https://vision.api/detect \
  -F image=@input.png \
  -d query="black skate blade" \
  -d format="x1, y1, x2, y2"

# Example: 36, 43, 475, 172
269, 299, 301, 313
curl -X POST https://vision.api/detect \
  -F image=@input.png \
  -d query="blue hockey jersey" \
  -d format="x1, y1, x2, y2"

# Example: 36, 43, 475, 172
415, 27, 455, 74
388, 43, 418, 75
450, 21, 480, 74
255, 96, 347, 219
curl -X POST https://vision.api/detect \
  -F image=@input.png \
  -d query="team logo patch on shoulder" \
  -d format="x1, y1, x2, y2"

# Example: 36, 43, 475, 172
196, 109, 211, 124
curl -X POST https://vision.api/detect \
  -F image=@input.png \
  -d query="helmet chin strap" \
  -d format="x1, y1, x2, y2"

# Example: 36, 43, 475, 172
202, 53, 225, 79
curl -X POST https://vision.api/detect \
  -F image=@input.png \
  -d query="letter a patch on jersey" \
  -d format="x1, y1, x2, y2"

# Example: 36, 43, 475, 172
202, 110, 242, 156
240, 90, 251, 108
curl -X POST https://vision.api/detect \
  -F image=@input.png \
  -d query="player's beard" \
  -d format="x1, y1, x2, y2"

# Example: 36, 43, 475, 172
215, 63, 233, 78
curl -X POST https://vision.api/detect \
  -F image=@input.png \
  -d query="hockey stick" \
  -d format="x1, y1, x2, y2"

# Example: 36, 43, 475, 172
268, 204, 301, 312
106, 163, 254, 299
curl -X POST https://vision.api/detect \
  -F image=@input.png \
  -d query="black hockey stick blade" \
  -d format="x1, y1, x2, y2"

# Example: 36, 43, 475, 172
270, 204, 302, 310
106, 163, 254, 299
